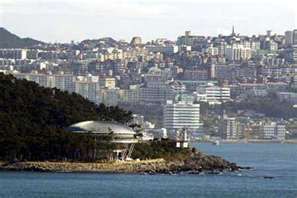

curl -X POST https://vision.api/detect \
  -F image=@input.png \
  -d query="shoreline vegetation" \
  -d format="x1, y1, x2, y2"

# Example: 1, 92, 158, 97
0, 140, 250, 174
0, 150, 249, 174
0, 73, 250, 174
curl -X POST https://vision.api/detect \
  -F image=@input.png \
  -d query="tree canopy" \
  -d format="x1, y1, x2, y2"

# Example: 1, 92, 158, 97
0, 73, 132, 161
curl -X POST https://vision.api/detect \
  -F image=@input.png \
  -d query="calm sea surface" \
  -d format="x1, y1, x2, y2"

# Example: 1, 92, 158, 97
0, 143, 296, 198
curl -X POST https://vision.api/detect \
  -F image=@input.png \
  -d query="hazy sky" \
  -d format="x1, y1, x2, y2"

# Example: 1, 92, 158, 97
1, 0, 297, 43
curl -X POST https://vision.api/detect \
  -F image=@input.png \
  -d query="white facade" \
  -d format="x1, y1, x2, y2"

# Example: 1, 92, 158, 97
0, 49, 28, 60
163, 100, 200, 133
146, 45, 178, 55
204, 46, 219, 56
261, 122, 286, 140
197, 85, 231, 105
225, 44, 252, 61
54, 74, 75, 92
74, 76, 100, 104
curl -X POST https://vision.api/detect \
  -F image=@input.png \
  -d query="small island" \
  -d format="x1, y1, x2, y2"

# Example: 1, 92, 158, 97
0, 73, 246, 174
0, 140, 243, 174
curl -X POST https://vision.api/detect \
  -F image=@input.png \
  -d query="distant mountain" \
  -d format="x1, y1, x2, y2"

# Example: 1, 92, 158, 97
0, 27, 44, 48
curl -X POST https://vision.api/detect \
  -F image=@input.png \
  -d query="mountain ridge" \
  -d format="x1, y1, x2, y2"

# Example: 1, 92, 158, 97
0, 27, 44, 48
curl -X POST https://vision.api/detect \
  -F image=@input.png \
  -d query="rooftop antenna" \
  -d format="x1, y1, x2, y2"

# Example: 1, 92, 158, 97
232, 25, 235, 36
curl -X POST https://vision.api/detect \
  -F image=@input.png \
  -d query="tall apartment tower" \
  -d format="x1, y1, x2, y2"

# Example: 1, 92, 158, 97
163, 100, 200, 137
285, 31, 293, 46
293, 29, 297, 45
74, 76, 100, 104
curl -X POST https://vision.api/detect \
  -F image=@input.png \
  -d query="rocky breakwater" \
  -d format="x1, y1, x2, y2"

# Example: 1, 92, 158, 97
157, 152, 244, 174
0, 151, 248, 174
0, 159, 168, 173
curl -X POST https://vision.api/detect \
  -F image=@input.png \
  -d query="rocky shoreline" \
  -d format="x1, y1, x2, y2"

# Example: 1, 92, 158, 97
0, 152, 250, 174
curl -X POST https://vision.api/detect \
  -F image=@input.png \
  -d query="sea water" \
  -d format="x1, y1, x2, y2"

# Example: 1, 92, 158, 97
0, 143, 296, 198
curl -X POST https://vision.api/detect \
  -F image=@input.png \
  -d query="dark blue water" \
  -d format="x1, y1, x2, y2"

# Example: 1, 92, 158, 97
0, 144, 296, 198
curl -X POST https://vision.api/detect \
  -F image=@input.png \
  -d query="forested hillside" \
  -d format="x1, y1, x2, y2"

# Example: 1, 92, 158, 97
0, 73, 132, 161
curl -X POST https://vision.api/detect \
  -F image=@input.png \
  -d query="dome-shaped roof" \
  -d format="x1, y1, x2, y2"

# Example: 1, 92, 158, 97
148, 66, 162, 75
68, 121, 136, 135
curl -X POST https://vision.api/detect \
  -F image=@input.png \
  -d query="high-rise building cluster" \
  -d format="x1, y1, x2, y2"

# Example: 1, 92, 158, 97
1, 27, 297, 141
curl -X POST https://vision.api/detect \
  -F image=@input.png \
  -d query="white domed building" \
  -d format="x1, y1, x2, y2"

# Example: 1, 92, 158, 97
68, 121, 138, 160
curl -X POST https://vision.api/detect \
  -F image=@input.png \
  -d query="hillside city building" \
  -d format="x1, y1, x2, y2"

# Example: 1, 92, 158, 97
2, 27, 297, 141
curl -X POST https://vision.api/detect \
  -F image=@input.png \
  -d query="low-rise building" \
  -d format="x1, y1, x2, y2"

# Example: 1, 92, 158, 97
0, 49, 28, 60
277, 92, 297, 104
219, 117, 240, 139
196, 85, 231, 105
260, 122, 286, 140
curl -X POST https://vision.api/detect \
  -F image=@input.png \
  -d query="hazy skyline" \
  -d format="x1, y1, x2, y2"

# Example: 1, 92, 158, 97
1, 0, 297, 43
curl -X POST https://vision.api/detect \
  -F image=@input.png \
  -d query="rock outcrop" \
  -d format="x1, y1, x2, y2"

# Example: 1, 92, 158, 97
0, 152, 247, 174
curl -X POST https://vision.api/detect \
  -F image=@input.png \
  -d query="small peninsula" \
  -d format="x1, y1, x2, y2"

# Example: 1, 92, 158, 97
0, 73, 246, 174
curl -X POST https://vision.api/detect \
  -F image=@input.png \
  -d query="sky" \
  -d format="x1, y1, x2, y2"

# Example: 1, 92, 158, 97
0, 0, 297, 43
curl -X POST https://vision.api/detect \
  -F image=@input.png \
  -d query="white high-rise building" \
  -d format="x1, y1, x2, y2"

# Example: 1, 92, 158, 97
163, 100, 200, 136
54, 73, 75, 93
74, 76, 100, 104
225, 44, 252, 61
